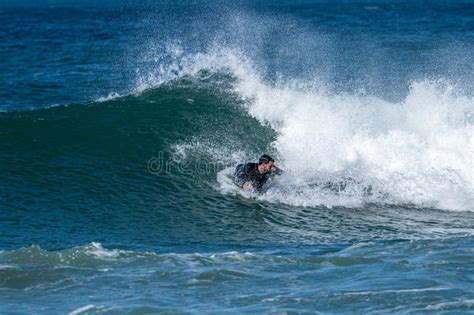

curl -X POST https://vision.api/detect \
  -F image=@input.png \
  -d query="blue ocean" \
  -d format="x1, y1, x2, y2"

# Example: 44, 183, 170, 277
1, 0, 473, 313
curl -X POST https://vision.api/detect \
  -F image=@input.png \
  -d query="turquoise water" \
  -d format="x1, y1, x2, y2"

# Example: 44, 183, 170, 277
1, 1, 473, 313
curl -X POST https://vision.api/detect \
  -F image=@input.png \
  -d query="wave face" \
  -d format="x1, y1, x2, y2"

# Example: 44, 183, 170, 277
1, 1, 474, 313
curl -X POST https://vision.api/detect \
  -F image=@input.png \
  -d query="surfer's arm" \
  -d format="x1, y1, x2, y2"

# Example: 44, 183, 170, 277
272, 166, 283, 176
233, 175, 246, 188
233, 164, 253, 189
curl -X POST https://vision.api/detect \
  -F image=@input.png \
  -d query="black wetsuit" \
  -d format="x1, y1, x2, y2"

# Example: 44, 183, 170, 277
233, 163, 282, 192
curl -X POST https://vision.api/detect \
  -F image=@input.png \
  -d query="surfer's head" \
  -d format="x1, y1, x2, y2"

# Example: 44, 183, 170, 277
258, 154, 275, 174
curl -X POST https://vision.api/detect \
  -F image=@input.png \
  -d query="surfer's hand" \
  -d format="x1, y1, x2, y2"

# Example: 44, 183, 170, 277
242, 182, 252, 190
272, 166, 283, 176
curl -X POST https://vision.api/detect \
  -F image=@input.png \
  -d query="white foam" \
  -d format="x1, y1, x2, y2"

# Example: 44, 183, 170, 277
344, 286, 450, 296
69, 304, 96, 315
96, 92, 121, 102
426, 299, 474, 310
86, 242, 121, 259
68, 305, 115, 315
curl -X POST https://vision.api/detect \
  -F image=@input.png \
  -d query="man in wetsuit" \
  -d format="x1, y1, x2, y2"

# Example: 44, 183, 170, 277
233, 154, 283, 192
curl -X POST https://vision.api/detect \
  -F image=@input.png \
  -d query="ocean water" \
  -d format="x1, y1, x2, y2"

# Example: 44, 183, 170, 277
1, 0, 473, 313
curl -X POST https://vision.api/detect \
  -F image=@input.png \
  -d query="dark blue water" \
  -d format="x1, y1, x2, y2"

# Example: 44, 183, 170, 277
1, 1, 473, 313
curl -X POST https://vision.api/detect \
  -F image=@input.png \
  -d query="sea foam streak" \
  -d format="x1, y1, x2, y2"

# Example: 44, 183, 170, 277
138, 45, 473, 211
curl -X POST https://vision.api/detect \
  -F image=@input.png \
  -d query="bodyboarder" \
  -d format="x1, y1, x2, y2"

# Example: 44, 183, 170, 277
233, 154, 283, 193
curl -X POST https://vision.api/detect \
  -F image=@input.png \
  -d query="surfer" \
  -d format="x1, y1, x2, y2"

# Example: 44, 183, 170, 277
233, 154, 283, 192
